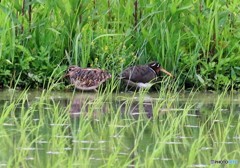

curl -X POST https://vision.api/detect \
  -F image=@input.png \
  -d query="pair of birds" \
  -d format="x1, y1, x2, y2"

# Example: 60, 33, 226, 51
65, 62, 173, 91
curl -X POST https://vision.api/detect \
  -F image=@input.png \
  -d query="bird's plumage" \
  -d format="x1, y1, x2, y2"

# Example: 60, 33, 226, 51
120, 62, 173, 89
66, 65, 111, 91
120, 64, 157, 83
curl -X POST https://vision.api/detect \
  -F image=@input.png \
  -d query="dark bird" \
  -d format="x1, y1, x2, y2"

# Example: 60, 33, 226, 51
65, 65, 111, 91
120, 61, 173, 89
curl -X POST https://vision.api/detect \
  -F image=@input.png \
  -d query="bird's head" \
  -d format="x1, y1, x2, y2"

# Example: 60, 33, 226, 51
148, 61, 173, 77
64, 65, 81, 77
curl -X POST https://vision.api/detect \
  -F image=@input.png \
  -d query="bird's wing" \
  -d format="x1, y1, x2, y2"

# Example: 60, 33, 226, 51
121, 66, 157, 83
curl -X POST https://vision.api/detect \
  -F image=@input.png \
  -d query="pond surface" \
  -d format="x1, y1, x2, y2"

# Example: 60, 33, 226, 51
0, 89, 239, 167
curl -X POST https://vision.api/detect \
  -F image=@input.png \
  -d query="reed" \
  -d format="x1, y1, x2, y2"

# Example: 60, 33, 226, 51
0, 0, 239, 90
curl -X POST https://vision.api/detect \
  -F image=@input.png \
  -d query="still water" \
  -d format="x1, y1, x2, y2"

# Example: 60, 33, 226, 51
0, 89, 239, 167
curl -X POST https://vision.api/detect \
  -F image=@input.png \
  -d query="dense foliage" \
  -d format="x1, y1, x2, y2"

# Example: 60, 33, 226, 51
0, 0, 240, 90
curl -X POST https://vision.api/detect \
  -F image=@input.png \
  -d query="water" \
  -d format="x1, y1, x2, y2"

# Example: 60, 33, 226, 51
0, 89, 239, 167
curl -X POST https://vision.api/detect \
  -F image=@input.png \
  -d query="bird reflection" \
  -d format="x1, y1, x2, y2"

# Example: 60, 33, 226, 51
69, 94, 169, 119
69, 93, 109, 118
118, 100, 154, 118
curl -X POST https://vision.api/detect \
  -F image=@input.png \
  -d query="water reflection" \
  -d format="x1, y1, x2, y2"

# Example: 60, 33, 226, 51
0, 90, 240, 167
69, 93, 109, 118
118, 100, 154, 118
69, 93, 170, 118
69, 95, 157, 118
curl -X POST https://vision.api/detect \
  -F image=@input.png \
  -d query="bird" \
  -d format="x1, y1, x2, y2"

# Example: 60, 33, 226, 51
65, 65, 111, 91
120, 61, 173, 89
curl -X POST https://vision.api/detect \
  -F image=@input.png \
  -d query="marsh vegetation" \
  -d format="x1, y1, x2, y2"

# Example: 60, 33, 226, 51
0, 0, 240, 90
0, 88, 240, 167
0, 1, 240, 167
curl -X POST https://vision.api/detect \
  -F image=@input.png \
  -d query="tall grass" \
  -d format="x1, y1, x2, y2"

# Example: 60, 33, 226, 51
0, 0, 239, 90
1, 84, 239, 167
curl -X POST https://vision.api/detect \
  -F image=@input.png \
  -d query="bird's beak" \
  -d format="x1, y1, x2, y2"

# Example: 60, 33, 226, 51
160, 67, 173, 77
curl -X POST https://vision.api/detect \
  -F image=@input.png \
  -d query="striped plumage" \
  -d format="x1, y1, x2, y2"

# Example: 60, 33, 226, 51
65, 65, 111, 91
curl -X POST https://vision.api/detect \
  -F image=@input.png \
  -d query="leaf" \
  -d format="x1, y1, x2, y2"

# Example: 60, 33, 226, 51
234, 67, 240, 70
196, 74, 205, 85
0, 70, 11, 76
16, 45, 35, 70
5, 59, 13, 64
231, 67, 236, 81
47, 28, 61, 35
170, 4, 177, 14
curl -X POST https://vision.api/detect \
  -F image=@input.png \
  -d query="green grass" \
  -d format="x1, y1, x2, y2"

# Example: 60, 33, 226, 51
0, 85, 239, 167
1, 2, 240, 166
0, 0, 240, 90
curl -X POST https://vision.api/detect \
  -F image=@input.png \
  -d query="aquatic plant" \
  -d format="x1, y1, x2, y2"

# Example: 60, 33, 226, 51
0, 0, 239, 90
0, 84, 239, 167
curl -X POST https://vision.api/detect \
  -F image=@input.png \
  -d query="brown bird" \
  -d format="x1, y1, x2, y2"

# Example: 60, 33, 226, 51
120, 61, 173, 89
65, 65, 111, 91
